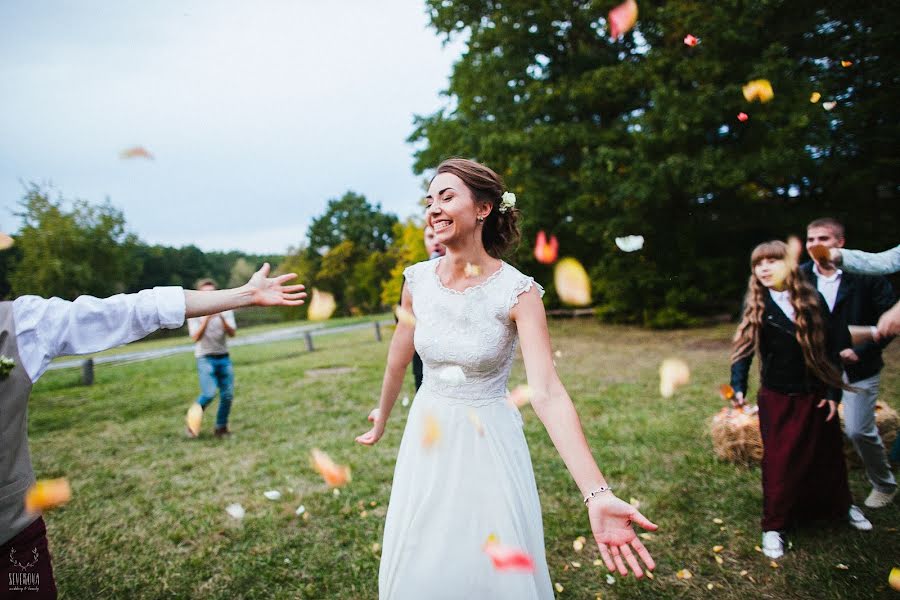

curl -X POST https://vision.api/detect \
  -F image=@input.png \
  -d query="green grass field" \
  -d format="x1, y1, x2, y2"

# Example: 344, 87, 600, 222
29, 320, 900, 599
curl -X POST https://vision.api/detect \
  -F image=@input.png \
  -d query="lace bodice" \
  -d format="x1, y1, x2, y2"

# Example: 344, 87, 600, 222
403, 258, 544, 404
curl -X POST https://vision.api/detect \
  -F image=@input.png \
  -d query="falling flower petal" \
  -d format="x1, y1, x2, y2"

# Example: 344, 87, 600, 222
464, 262, 482, 278
835, 563, 849, 570
311, 448, 352, 487
264, 490, 281, 500
24, 479, 71, 513
715, 555, 724, 565
572, 561, 581, 568
119, 146, 154, 160
737, 112, 749, 122
372, 542, 381, 553
401, 395, 410, 407
0, 232, 14, 250
395, 305, 416, 326
534, 231, 560, 264
555, 582, 564, 593
186, 403, 203, 437
573, 538, 585, 552
508, 384, 533, 408
712, 545, 724, 553
719, 384, 735, 401
754, 545, 762, 552
823, 101, 837, 111
770, 561, 779, 569
807, 244, 831, 263
713, 518, 724, 524
840, 60, 852, 67
554, 258, 591, 306
659, 358, 690, 397
295, 505, 306, 516
483, 537, 536, 572
615, 235, 644, 252
676, 569, 693, 580
422, 413, 441, 448
307, 288, 337, 321
593, 559, 603, 566
629, 497, 641, 509
707, 583, 715, 590
889, 567, 900, 591
740, 570, 748, 576
608, 0, 638, 39
810, 92, 821, 103
438, 365, 466, 385
333, 487, 341, 496
645, 571, 654, 580
786, 235, 803, 267
606, 574, 616, 585
742, 79, 774, 103
225, 503, 245, 519
683, 34, 698, 46
468, 410, 485, 436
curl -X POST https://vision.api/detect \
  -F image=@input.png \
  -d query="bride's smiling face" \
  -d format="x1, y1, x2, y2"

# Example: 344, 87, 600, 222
425, 173, 490, 248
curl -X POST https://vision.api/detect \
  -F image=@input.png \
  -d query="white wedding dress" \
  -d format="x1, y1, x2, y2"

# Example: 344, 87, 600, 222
378, 258, 554, 600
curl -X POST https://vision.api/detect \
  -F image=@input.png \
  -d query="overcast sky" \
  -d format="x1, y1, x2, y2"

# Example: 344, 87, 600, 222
0, 1, 463, 253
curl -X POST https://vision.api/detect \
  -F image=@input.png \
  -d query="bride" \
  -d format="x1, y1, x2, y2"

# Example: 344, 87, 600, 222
356, 158, 657, 599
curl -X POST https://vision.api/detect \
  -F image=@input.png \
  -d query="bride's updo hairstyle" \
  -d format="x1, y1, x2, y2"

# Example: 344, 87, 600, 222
434, 158, 521, 259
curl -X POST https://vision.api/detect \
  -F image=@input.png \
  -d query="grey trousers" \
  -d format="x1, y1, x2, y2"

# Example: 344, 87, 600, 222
842, 373, 897, 493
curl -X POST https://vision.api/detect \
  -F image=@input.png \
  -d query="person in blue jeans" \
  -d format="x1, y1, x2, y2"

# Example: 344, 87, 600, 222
187, 278, 238, 438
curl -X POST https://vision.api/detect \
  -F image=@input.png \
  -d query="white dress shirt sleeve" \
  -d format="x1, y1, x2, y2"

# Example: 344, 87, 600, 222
12, 286, 186, 383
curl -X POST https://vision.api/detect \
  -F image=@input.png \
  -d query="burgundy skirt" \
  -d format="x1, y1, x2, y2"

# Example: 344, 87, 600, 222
0, 517, 58, 599
757, 387, 853, 530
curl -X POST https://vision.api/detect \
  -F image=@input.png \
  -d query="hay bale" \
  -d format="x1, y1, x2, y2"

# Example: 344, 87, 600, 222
710, 406, 763, 466
839, 401, 900, 468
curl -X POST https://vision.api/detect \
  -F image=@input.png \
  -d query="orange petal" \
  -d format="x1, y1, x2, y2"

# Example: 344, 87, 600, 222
24, 478, 71, 513
534, 231, 560, 264
119, 146, 154, 160
186, 403, 203, 436
0, 232, 14, 251
676, 568, 693, 579
483, 539, 535, 572
608, 0, 638, 38
659, 358, 690, 398
554, 258, 591, 306
840, 60, 852, 68
467, 410, 485, 436
422, 413, 441, 448
395, 305, 416, 326
807, 244, 830, 263
307, 288, 337, 321
719, 384, 735, 401
786, 235, 803, 266
311, 448, 352, 487
508, 384, 533, 408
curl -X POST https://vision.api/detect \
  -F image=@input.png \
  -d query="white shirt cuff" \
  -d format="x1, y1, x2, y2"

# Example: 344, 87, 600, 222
153, 286, 186, 329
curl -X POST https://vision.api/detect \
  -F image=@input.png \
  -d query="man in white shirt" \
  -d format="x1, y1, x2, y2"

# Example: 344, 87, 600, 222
803, 218, 897, 509
187, 279, 238, 438
1, 263, 305, 598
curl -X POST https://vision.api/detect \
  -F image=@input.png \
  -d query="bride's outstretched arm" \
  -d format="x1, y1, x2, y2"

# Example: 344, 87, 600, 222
355, 284, 416, 446
512, 286, 657, 579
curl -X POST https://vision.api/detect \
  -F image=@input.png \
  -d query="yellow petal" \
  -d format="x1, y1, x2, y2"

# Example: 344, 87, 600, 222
712, 545, 723, 553
889, 567, 900, 591
186, 403, 203, 436
464, 262, 482, 278
572, 561, 581, 568
422, 413, 441, 448
712, 518, 723, 524
554, 258, 592, 306
659, 358, 690, 398
676, 568, 693, 579
645, 571, 654, 579
307, 288, 337, 321
395, 305, 416, 326
593, 559, 603, 566
810, 92, 821, 103
707, 583, 714, 590
639, 532, 655, 540
715, 555, 724, 565
629, 497, 641, 509
573, 539, 584, 552
770, 561, 779, 568
754, 546, 762, 553
742, 79, 774, 103
25, 479, 72, 513
555, 582, 564, 593
372, 542, 381, 553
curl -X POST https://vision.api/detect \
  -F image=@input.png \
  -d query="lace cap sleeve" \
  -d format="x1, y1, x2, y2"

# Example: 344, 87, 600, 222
402, 262, 424, 297
509, 274, 545, 313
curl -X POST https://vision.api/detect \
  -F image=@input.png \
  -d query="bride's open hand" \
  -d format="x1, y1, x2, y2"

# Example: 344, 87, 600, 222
588, 494, 658, 578
355, 408, 385, 446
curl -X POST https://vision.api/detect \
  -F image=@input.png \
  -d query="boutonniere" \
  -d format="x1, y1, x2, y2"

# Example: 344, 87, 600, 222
0, 355, 15, 380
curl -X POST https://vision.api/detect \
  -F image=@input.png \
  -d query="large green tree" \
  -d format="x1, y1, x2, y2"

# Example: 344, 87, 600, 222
11, 185, 140, 299
412, 0, 899, 326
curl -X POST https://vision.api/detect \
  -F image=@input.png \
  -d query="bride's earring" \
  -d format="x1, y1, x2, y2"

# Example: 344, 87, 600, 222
477, 215, 485, 223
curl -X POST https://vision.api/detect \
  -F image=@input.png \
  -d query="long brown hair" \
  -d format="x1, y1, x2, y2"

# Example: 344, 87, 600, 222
731, 241, 845, 390
433, 158, 520, 258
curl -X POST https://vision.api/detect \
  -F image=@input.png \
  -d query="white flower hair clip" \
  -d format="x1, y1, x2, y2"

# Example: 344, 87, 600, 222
499, 191, 516, 213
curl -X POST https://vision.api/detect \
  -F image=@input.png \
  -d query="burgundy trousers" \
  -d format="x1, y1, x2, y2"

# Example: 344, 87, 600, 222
757, 387, 853, 531
1, 517, 58, 599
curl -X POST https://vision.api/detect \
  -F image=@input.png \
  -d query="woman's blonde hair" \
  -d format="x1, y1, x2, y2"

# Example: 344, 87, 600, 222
731, 240, 844, 390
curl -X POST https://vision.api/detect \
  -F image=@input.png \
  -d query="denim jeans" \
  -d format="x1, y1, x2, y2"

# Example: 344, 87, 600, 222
195, 355, 234, 428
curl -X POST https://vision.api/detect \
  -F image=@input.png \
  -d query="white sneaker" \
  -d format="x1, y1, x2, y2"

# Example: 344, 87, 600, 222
864, 488, 896, 509
848, 505, 873, 531
761, 531, 784, 559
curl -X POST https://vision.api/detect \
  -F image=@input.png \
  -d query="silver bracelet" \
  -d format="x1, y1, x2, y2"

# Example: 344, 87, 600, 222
583, 485, 613, 505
